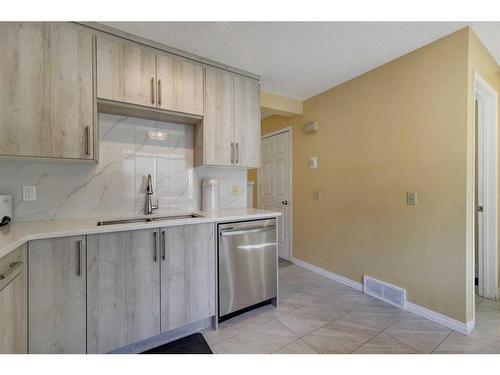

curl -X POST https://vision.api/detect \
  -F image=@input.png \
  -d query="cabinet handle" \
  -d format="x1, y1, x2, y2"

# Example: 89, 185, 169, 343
231, 142, 235, 164
85, 126, 90, 156
0, 261, 22, 280
151, 77, 155, 104
157, 79, 162, 106
77, 240, 83, 276
153, 231, 158, 262
161, 230, 166, 260
236, 143, 239, 164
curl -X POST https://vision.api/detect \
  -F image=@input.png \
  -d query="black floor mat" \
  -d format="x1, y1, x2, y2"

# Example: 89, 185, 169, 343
141, 333, 213, 354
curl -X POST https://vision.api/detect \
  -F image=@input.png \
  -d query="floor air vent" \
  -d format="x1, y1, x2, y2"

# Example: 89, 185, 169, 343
363, 276, 406, 309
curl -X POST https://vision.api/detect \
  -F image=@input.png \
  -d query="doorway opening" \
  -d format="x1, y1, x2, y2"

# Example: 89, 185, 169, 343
474, 71, 498, 308
257, 128, 293, 261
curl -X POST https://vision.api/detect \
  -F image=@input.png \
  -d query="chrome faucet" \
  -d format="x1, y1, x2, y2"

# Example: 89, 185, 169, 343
145, 174, 159, 215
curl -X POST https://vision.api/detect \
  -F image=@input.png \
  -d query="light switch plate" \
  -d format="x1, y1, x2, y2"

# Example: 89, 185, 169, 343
23, 185, 36, 201
313, 190, 321, 200
407, 191, 417, 206
309, 157, 318, 169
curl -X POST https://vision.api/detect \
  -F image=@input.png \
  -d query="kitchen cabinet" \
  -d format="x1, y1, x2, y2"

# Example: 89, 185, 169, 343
0, 244, 27, 354
234, 75, 261, 168
97, 34, 157, 108
156, 53, 204, 115
86, 229, 160, 354
196, 66, 261, 168
160, 223, 215, 332
198, 67, 235, 166
28, 236, 87, 354
0, 22, 96, 160
97, 35, 204, 116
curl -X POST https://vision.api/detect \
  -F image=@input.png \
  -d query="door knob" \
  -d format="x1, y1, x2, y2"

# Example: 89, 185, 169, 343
282, 200, 288, 206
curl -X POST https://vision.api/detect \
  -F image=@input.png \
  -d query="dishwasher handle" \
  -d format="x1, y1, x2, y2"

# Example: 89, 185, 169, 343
220, 225, 276, 237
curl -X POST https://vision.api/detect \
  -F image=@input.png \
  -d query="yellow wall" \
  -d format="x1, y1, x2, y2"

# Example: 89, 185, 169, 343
261, 91, 303, 117
259, 28, 472, 322
247, 168, 257, 208
466, 29, 500, 307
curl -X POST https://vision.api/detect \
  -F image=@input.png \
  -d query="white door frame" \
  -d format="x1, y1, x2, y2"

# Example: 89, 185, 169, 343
257, 127, 293, 260
474, 71, 498, 299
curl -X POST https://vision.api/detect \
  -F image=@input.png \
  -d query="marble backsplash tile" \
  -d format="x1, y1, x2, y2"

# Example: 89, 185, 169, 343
0, 113, 248, 222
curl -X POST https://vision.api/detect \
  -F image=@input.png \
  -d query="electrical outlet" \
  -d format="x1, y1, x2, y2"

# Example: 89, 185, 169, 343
312, 190, 321, 200
407, 191, 417, 206
232, 185, 240, 196
23, 185, 36, 201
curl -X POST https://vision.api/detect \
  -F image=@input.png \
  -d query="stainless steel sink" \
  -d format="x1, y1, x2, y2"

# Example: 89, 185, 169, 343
96, 213, 204, 226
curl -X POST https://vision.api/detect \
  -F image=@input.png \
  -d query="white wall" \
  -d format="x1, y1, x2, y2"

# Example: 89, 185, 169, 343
0, 113, 247, 222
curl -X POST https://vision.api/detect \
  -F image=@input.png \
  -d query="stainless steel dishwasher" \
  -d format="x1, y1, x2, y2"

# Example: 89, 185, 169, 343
218, 219, 277, 319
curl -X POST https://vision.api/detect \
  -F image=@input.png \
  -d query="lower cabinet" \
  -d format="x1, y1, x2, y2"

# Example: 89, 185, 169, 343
160, 223, 215, 332
0, 244, 27, 354
86, 229, 160, 354
28, 236, 87, 354
24, 223, 215, 354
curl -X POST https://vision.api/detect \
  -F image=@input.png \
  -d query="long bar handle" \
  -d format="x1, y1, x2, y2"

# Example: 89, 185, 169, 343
77, 240, 84, 276
151, 77, 155, 104
85, 126, 90, 156
161, 230, 166, 260
153, 231, 158, 262
157, 79, 162, 106
0, 261, 22, 280
220, 225, 276, 237
231, 142, 235, 164
235, 143, 239, 164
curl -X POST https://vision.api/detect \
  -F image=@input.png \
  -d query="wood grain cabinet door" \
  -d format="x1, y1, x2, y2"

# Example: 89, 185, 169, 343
28, 236, 87, 354
234, 75, 261, 168
160, 223, 215, 332
0, 22, 95, 160
156, 53, 204, 115
202, 67, 235, 166
0, 245, 27, 354
97, 34, 157, 108
86, 229, 160, 354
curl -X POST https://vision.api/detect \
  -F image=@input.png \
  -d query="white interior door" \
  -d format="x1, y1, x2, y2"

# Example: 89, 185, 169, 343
475, 72, 499, 300
477, 98, 485, 297
258, 130, 292, 260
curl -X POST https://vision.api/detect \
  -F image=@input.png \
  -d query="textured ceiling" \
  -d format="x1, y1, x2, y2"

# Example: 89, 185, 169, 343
101, 22, 500, 100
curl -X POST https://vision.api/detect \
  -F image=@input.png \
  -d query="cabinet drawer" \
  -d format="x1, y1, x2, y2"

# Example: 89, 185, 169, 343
0, 245, 24, 291
0, 244, 27, 354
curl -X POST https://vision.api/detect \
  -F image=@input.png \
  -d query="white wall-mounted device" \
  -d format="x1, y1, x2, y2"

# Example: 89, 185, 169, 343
309, 157, 318, 169
304, 121, 319, 134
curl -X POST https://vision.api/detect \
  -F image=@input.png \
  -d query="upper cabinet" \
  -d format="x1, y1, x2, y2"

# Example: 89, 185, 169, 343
0, 22, 96, 161
156, 53, 204, 115
202, 67, 235, 166
97, 35, 204, 116
97, 35, 157, 108
196, 67, 261, 168
0, 22, 259, 166
234, 75, 261, 168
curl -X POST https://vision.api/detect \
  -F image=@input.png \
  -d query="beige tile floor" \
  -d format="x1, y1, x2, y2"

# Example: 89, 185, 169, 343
203, 261, 500, 354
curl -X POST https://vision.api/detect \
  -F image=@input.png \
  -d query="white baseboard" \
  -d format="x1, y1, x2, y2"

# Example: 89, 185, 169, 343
405, 302, 473, 335
291, 257, 363, 291
290, 257, 474, 335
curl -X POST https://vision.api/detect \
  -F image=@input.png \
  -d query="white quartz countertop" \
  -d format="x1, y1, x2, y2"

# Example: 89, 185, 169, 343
0, 208, 281, 259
